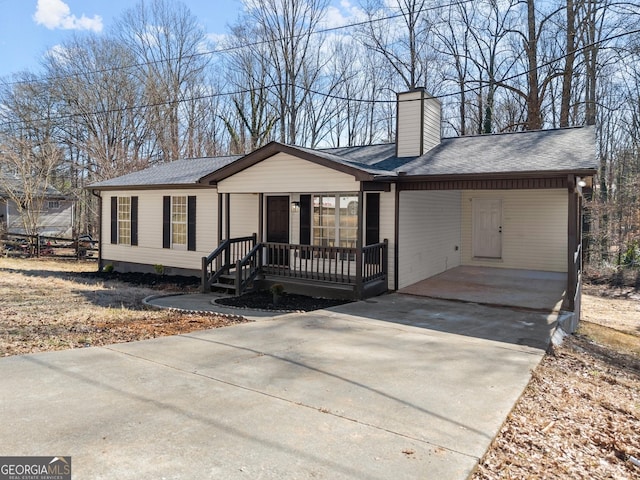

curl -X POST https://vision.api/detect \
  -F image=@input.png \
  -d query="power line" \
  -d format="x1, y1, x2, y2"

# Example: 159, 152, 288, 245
1, 0, 475, 87
1, 9, 639, 128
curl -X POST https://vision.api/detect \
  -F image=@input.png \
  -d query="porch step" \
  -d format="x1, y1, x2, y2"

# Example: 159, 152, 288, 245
211, 282, 237, 293
209, 271, 257, 295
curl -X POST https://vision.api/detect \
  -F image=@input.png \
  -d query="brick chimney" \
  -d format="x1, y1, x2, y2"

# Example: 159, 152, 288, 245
395, 88, 441, 157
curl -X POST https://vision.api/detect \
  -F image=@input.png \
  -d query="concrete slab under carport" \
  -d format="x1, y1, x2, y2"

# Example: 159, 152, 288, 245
399, 265, 567, 312
0, 295, 555, 479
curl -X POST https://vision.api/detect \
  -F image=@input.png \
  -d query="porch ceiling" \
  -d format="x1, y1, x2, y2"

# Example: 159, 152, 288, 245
398, 266, 567, 312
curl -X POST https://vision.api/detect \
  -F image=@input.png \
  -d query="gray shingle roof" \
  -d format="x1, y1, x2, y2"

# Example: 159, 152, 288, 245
0, 175, 66, 198
90, 125, 596, 189
90, 155, 241, 188
401, 125, 597, 176
316, 125, 596, 176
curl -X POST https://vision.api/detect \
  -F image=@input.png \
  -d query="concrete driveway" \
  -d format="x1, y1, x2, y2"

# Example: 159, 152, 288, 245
0, 294, 557, 479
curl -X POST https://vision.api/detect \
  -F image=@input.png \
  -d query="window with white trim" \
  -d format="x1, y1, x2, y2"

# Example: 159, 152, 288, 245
171, 196, 187, 247
312, 194, 358, 250
117, 197, 131, 245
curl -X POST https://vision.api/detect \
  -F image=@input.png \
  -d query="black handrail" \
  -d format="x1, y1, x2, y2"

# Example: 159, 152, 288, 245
201, 234, 256, 292
235, 242, 262, 296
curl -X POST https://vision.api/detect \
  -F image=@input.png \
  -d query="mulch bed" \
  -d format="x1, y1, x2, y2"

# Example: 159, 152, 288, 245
80, 271, 201, 290
80, 271, 350, 312
215, 290, 351, 311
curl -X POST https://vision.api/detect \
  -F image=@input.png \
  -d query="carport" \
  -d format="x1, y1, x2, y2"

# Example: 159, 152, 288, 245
398, 266, 567, 312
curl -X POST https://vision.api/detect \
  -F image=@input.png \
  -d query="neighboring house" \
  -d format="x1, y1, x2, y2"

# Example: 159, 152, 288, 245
0, 180, 74, 237
90, 88, 596, 320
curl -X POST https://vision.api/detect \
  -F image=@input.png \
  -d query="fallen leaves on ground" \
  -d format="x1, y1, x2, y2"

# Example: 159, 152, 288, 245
473, 319, 640, 479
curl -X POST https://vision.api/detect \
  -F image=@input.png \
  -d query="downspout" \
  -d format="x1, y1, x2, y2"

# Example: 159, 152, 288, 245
91, 189, 103, 271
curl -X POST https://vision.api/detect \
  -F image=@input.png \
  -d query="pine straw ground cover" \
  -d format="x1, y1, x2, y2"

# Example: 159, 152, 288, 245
0, 258, 247, 356
1, 259, 639, 478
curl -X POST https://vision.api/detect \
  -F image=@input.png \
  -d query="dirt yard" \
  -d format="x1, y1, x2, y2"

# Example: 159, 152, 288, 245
0, 258, 247, 356
1, 258, 639, 478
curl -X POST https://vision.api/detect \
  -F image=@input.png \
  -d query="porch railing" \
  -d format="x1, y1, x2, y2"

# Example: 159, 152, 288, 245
203, 237, 388, 299
201, 234, 256, 292
235, 242, 262, 296
263, 242, 357, 284
262, 240, 388, 291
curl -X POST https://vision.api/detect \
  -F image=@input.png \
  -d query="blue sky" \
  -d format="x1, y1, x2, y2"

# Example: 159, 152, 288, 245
0, 0, 362, 79
0, 0, 242, 78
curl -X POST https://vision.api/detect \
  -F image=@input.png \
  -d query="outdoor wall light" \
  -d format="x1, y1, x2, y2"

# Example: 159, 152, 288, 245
291, 201, 300, 212
577, 179, 587, 188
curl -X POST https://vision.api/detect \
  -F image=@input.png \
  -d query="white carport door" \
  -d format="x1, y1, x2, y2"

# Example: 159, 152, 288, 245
472, 198, 502, 258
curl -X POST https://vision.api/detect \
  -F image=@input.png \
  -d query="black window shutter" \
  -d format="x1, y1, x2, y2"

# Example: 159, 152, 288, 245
162, 196, 171, 249
130, 196, 138, 246
110, 197, 118, 244
365, 193, 380, 245
187, 196, 196, 251
365, 193, 380, 264
299, 195, 311, 259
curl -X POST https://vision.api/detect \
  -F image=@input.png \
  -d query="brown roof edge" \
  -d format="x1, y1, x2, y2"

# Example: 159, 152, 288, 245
198, 141, 376, 185
89, 183, 215, 192
393, 169, 597, 182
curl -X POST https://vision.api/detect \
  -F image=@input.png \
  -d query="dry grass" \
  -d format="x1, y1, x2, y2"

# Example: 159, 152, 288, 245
0, 257, 246, 356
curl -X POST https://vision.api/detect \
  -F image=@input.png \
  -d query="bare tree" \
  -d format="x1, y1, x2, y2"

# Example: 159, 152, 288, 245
222, 23, 279, 153
0, 75, 63, 236
243, 0, 329, 145
116, 0, 211, 161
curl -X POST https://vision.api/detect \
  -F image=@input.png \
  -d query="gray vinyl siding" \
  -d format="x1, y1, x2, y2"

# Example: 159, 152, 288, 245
422, 97, 441, 154
3, 198, 73, 237
397, 190, 462, 289
461, 189, 568, 272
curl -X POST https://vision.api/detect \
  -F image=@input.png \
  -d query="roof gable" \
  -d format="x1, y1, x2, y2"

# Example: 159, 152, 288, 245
199, 142, 389, 185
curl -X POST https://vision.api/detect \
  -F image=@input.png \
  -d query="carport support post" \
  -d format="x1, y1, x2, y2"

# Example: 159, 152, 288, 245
355, 191, 364, 299
564, 175, 579, 313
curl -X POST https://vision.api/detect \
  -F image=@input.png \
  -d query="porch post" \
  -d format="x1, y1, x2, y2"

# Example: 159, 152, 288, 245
217, 192, 223, 245
225, 193, 230, 240
258, 193, 264, 243
355, 190, 364, 299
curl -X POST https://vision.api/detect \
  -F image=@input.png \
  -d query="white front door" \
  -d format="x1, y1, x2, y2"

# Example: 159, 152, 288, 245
472, 198, 502, 258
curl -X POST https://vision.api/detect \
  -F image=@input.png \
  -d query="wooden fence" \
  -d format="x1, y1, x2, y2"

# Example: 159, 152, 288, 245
1, 232, 98, 260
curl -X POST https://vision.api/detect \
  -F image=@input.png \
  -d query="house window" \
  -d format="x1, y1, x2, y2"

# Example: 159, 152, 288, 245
117, 197, 131, 245
171, 196, 187, 247
48, 200, 60, 210
312, 194, 358, 250
162, 195, 196, 251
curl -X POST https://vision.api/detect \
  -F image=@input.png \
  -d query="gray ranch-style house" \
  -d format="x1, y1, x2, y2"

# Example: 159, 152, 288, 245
1, 181, 74, 237
90, 88, 597, 325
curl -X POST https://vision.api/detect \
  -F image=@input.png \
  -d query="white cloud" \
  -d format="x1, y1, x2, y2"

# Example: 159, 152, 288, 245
33, 0, 103, 32
321, 0, 366, 30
